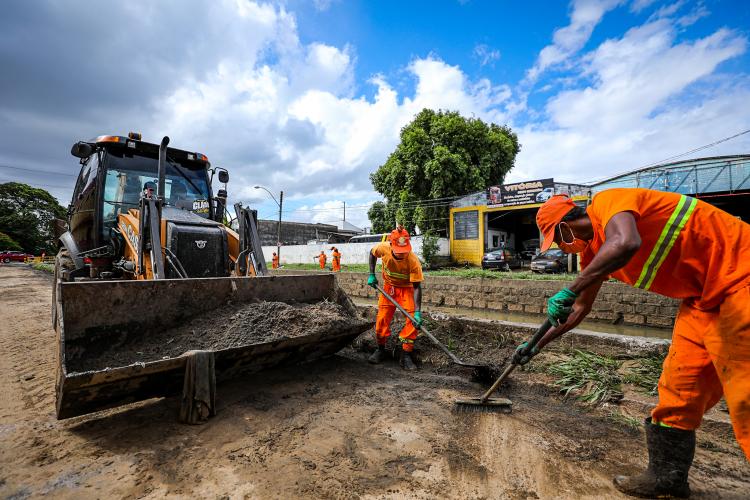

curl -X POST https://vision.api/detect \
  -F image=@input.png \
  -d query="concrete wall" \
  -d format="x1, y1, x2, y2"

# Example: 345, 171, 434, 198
274, 270, 680, 329
257, 220, 339, 246
263, 237, 450, 265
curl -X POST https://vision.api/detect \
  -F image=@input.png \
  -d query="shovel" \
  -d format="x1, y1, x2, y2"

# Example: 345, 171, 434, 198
374, 283, 494, 378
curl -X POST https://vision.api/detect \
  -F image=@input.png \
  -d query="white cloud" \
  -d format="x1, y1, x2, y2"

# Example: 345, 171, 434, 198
512, 15, 750, 183
630, 0, 658, 13
3, 0, 748, 229
473, 44, 501, 67
151, 15, 514, 219
527, 0, 624, 82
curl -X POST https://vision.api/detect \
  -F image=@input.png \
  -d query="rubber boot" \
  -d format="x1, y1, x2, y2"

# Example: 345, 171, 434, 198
613, 417, 695, 499
399, 351, 417, 371
368, 345, 387, 364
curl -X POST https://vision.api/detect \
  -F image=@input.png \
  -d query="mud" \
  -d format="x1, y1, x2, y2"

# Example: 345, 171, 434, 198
1, 265, 749, 499
69, 300, 361, 373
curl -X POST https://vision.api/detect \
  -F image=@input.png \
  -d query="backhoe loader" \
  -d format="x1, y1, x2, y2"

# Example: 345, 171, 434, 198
54, 133, 369, 419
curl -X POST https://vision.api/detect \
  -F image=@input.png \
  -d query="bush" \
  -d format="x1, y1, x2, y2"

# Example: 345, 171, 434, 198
420, 232, 440, 268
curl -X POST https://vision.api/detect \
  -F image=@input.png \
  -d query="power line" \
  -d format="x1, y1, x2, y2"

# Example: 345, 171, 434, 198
0, 164, 77, 177
585, 127, 750, 184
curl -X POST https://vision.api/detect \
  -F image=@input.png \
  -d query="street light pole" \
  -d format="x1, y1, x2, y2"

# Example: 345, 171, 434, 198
277, 191, 283, 262
254, 185, 284, 264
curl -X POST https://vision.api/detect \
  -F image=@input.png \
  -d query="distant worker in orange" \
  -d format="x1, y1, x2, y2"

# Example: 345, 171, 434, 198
525, 188, 750, 498
331, 247, 342, 272
318, 251, 327, 270
271, 252, 279, 269
367, 226, 423, 371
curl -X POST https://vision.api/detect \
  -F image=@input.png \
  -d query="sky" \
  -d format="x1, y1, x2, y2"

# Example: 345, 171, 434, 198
1, 0, 748, 230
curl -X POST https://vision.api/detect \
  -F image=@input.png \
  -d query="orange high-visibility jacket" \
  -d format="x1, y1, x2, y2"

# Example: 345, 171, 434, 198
580, 188, 750, 310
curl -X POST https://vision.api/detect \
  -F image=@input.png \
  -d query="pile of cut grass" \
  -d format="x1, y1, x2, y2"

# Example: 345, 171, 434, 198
623, 353, 666, 395
547, 350, 623, 404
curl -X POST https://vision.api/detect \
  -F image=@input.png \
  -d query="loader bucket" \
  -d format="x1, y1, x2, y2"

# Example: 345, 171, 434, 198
55, 274, 371, 419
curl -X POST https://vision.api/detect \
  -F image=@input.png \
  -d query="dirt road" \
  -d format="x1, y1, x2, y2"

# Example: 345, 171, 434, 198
1, 265, 748, 499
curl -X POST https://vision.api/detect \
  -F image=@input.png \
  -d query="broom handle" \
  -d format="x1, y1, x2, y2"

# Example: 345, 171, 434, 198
375, 283, 463, 364
479, 319, 553, 402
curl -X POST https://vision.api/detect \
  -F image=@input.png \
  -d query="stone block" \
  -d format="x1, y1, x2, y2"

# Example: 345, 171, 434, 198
635, 304, 659, 315
623, 313, 646, 325
458, 298, 473, 308
524, 305, 542, 314
486, 301, 505, 311
508, 303, 523, 312
647, 316, 675, 328
444, 296, 457, 307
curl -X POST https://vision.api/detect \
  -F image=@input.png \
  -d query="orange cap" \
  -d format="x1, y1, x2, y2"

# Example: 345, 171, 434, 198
536, 194, 577, 252
389, 228, 412, 254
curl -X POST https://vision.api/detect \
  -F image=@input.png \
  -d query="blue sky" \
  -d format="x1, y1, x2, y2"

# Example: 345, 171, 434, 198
1, 0, 748, 228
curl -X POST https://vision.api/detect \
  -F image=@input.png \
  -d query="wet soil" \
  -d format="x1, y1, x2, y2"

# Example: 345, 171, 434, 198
69, 300, 362, 373
1, 265, 748, 499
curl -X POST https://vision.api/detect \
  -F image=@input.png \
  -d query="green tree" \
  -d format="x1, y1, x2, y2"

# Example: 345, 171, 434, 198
366, 201, 395, 234
368, 109, 519, 234
0, 231, 22, 251
0, 182, 66, 254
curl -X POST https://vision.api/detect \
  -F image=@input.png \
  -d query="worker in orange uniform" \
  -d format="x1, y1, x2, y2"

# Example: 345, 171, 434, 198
367, 226, 424, 371
318, 251, 327, 270
523, 188, 750, 498
271, 252, 279, 269
331, 247, 342, 272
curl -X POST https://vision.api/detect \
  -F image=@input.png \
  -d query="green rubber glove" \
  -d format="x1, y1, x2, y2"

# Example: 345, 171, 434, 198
547, 288, 578, 326
413, 310, 423, 328
367, 273, 378, 288
512, 342, 539, 366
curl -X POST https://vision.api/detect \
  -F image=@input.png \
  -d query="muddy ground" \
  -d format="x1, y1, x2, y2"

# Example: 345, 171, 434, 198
1, 265, 748, 499
69, 300, 365, 373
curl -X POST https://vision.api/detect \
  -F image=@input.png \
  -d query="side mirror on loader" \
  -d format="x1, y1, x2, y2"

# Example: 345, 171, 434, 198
218, 170, 229, 184
70, 142, 94, 159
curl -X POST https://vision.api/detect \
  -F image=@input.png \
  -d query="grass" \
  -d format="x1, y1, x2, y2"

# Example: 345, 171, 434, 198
623, 353, 666, 395
31, 263, 54, 273
607, 411, 642, 430
426, 268, 578, 280
274, 263, 577, 281
547, 350, 623, 405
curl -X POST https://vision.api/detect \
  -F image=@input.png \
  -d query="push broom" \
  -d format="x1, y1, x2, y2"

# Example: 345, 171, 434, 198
454, 319, 553, 413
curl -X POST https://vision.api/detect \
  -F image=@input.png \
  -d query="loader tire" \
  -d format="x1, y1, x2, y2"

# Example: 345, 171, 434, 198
51, 248, 74, 331
53, 247, 75, 404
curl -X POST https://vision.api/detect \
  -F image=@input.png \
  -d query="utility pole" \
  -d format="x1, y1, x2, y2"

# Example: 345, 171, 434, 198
277, 190, 283, 262
343, 201, 346, 222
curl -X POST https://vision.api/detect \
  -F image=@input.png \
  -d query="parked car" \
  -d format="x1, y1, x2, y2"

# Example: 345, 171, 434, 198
530, 248, 567, 273
481, 247, 523, 271
520, 238, 540, 261
535, 187, 554, 203
0, 251, 33, 263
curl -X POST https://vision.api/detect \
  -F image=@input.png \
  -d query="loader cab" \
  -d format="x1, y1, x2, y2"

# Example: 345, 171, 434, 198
69, 135, 215, 251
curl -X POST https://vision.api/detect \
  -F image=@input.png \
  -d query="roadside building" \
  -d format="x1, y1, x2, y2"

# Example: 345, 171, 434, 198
449, 179, 588, 266
448, 155, 750, 266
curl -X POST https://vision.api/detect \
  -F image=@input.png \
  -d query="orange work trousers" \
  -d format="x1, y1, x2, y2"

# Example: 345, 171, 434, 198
332, 259, 340, 272
376, 284, 418, 352
652, 285, 750, 459
319, 258, 326, 269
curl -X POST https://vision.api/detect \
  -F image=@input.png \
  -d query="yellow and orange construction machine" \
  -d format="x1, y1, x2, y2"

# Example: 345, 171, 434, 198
54, 134, 369, 420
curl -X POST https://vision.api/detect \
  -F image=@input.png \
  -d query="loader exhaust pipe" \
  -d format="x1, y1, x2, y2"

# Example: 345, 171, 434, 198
157, 136, 169, 200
